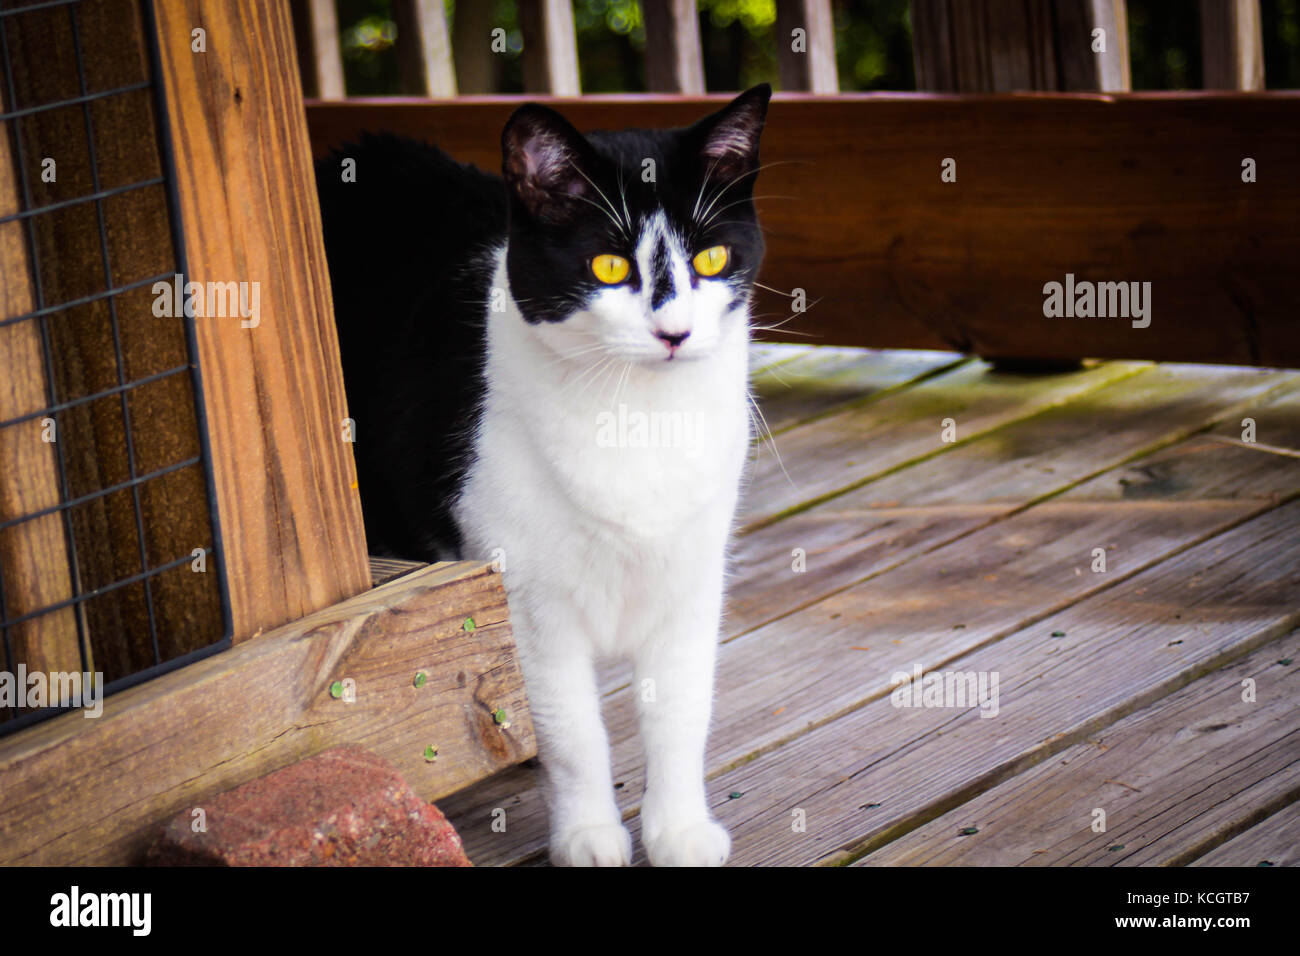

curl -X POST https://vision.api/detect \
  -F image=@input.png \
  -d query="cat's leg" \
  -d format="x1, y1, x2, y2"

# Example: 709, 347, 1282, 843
633, 578, 730, 867
512, 604, 631, 867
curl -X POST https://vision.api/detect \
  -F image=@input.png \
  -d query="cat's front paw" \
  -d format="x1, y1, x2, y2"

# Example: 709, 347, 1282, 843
644, 819, 731, 867
551, 822, 633, 867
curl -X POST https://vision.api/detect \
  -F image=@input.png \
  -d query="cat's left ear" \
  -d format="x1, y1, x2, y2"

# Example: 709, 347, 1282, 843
692, 83, 771, 180
502, 103, 599, 223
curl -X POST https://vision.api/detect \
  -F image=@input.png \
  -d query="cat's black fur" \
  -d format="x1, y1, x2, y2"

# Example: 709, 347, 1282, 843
316, 134, 502, 559
316, 87, 769, 562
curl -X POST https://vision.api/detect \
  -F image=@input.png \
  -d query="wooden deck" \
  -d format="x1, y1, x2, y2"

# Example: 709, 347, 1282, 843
438, 344, 1300, 866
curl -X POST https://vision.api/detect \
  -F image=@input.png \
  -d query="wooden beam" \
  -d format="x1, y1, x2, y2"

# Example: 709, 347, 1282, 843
0, 561, 534, 865
305, 93, 1300, 368
518, 0, 581, 95
775, 0, 838, 92
392, 0, 457, 97
1200, 0, 1265, 90
153, 0, 371, 642
289, 0, 345, 99
643, 0, 705, 94
1056, 0, 1131, 91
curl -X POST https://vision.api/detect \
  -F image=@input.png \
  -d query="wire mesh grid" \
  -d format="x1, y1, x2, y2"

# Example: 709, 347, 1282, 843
0, 0, 231, 732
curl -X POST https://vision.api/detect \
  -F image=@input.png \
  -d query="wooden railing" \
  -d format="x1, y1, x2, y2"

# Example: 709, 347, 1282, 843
296, 1, 1299, 368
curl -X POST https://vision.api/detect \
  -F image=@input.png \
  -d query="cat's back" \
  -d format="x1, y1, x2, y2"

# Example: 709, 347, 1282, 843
317, 133, 508, 560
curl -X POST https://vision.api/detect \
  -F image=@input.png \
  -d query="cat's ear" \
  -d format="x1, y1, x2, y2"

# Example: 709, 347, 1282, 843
693, 83, 771, 180
502, 103, 598, 222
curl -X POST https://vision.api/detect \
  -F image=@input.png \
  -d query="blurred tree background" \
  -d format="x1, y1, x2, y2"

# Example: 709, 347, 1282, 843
334, 0, 1300, 95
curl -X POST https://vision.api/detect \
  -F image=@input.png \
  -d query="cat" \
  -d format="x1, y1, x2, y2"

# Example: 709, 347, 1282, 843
317, 84, 771, 866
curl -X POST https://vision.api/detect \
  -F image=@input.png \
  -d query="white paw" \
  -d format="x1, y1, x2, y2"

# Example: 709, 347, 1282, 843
644, 819, 731, 867
551, 822, 633, 867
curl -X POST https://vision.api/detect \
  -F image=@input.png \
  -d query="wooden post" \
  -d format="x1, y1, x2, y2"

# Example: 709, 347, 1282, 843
452, 0, 496, 93
289, 0, 345, 99
912, 0, 1129, 92
775, 0, 839, 92
151, 0, 371, 643
1200, 0, 1265, 90
518, 0, 581, 95
392, 0, 457, 97
643, 0, 705, 94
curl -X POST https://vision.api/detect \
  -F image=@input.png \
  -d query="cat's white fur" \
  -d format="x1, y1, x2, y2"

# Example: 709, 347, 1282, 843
456, 216, 751, 865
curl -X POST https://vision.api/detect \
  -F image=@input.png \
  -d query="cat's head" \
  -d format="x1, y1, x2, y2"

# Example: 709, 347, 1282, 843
500, 85, 770, 365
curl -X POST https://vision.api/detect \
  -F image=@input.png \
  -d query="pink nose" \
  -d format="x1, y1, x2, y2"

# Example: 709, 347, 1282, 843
656, 330, 690, 352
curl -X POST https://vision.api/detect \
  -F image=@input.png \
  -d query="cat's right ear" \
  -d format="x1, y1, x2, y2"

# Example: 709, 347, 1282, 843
502, 104, 596, 223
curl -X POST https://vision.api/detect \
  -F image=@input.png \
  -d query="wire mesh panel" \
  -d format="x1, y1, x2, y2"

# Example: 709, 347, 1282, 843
0, 0, 230, 731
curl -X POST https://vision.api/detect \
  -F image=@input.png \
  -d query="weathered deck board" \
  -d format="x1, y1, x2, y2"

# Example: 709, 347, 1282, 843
443, 355, 1300, 865
856, 633, 1300, 866
740, 359, 1147, 529
750, 347, 964, 434
1190, 799, 1300, 867
697, 500, 1300, 866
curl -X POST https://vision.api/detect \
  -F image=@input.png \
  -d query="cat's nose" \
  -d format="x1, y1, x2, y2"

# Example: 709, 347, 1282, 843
655, 330, 690, 352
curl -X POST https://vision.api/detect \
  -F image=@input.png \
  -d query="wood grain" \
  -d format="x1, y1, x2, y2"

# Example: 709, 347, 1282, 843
1191, 798, 1300, 866
642, 0, 705, 94
857, 633, 1300, 865
1200, 0, 1264, 91
518, 0, 580, 95
305, 93, 1300, 367
774, 0, 838, 93
719, 499, 1300, 866
392, 0, 457, 97
289, 0, 345, 99
153, 0, 370, 643
0, 561, 534, 865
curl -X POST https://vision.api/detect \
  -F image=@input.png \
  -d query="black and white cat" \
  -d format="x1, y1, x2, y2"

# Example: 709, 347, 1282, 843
318, 85, 771, 866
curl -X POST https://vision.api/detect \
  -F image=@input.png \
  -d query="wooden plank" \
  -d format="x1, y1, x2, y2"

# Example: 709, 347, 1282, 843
858, 633, 1300, 865
774, 0, 838, 93
642, 0, 705, 94
1200, 0, 1265, 91
730, 364, 1295, 636
711, 499, 1300, 866
451, 0, 496, 93
289, 0, 346, 99
518, 0, 580, 95
751, 347, 963, 434
0, 89, 80, 679
1056, 0, 1130, 91
441, 370, 1300, 864
740, 359, 1146, 530
392, 0, 457, 97
368, 554, 427, 586
304, 93, 1300, 367
153, 0, 371, 642
0, 561, 534, 865
1191, 799, 1300, 866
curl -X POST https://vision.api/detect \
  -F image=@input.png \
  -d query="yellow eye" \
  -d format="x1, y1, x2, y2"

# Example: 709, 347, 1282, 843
591, 254, 630, 284
692, 245, 729, 277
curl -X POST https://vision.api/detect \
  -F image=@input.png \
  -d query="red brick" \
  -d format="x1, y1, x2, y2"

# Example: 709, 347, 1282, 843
146, 746, 471, 866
